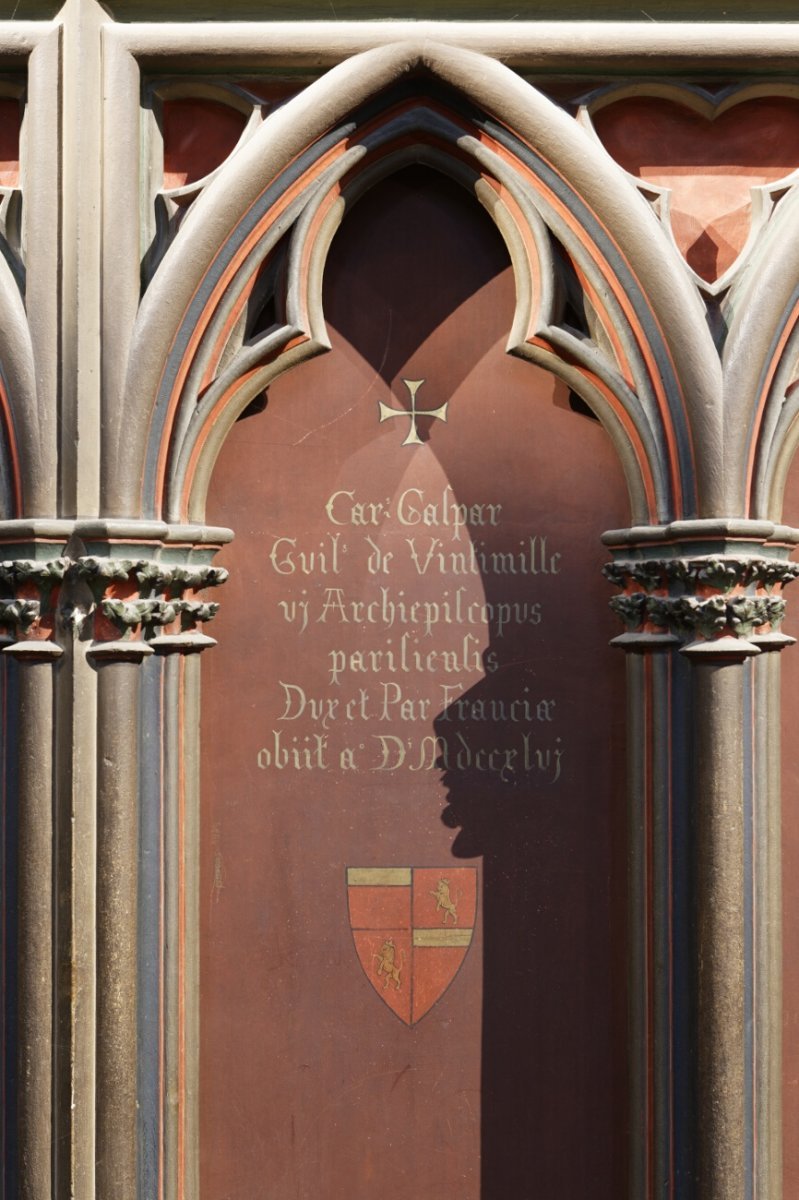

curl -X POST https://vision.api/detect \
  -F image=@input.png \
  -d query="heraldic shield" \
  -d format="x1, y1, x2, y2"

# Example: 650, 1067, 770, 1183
347, 867, 477, 1026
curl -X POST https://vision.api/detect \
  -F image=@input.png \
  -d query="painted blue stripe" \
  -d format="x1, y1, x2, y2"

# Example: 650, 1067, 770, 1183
742, 659, 755, 1200
137, 654, 164, 1200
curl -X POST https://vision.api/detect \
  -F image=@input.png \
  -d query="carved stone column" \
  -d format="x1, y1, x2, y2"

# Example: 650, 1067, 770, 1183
71, 535, 228, 1200
605, 518, 799, 1200
0, 555, 61, 1200
0, 521, 229, 1200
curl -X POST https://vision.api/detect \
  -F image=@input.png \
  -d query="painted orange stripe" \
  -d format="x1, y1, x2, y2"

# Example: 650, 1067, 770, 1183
197, 242, 282, 394
573, 261, 637, 394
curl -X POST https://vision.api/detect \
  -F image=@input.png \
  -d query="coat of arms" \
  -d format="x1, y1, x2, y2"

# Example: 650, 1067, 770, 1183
346, 866, 477, 1025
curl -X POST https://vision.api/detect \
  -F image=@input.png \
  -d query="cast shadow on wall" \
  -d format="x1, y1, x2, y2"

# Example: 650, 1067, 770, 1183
427, 441, 628, 1200
320, 166, 630, 1198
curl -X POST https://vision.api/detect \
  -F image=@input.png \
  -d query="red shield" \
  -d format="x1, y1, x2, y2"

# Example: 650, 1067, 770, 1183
347, 866, 477, 1025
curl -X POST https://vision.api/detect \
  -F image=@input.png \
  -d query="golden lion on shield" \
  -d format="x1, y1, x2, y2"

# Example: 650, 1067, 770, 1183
431, 877, 458, 924
374, 937, 404, 990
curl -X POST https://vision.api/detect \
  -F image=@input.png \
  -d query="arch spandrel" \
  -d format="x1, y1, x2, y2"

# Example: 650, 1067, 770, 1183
120, 40, 723, 531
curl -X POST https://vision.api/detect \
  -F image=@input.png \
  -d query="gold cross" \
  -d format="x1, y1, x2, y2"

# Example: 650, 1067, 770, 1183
378, 379, 449, 446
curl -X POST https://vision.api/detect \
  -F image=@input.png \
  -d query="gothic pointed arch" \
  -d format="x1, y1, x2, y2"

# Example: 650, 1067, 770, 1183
119, 39, 722, 528
0, 253, 41, 519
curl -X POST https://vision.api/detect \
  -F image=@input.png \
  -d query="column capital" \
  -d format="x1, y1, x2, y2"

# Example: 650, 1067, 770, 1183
602, 520, 799, 660
0, 520, 232, 661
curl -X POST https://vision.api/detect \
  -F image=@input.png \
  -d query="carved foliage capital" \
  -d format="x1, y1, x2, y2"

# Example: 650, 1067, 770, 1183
79, 557, 227, 661
0, 546, 228, 662
604, 548, 799, 660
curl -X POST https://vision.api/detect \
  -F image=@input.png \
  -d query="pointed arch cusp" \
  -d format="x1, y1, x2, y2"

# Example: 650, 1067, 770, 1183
123, 40, 720, 527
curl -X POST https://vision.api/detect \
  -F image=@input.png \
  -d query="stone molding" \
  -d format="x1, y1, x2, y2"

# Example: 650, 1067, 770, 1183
108, 21, 799, 72
603, 520, 799, 659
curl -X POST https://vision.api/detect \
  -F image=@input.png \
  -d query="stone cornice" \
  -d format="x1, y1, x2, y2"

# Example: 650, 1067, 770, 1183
111, 21, 799, 71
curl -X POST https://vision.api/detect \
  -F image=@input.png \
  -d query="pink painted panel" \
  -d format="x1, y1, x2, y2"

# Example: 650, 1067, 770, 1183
593, 96, 799, 281
200, 168, 629, 1199
162, 98, 247, 190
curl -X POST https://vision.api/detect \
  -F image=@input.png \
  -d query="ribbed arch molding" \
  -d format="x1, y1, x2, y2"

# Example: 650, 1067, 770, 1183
121, 40, 723, 526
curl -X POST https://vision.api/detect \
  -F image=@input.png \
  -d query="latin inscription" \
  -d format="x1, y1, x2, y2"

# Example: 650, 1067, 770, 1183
257, 484, 565, 786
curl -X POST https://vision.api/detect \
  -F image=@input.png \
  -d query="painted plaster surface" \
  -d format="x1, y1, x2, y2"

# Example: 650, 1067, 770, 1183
201, 171, 628, 1197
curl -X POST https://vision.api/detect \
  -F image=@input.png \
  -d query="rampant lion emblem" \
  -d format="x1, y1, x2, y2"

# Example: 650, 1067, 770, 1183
374, 937, 405, 990
348, 866, 476, 1025
431, 877, 458, 924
